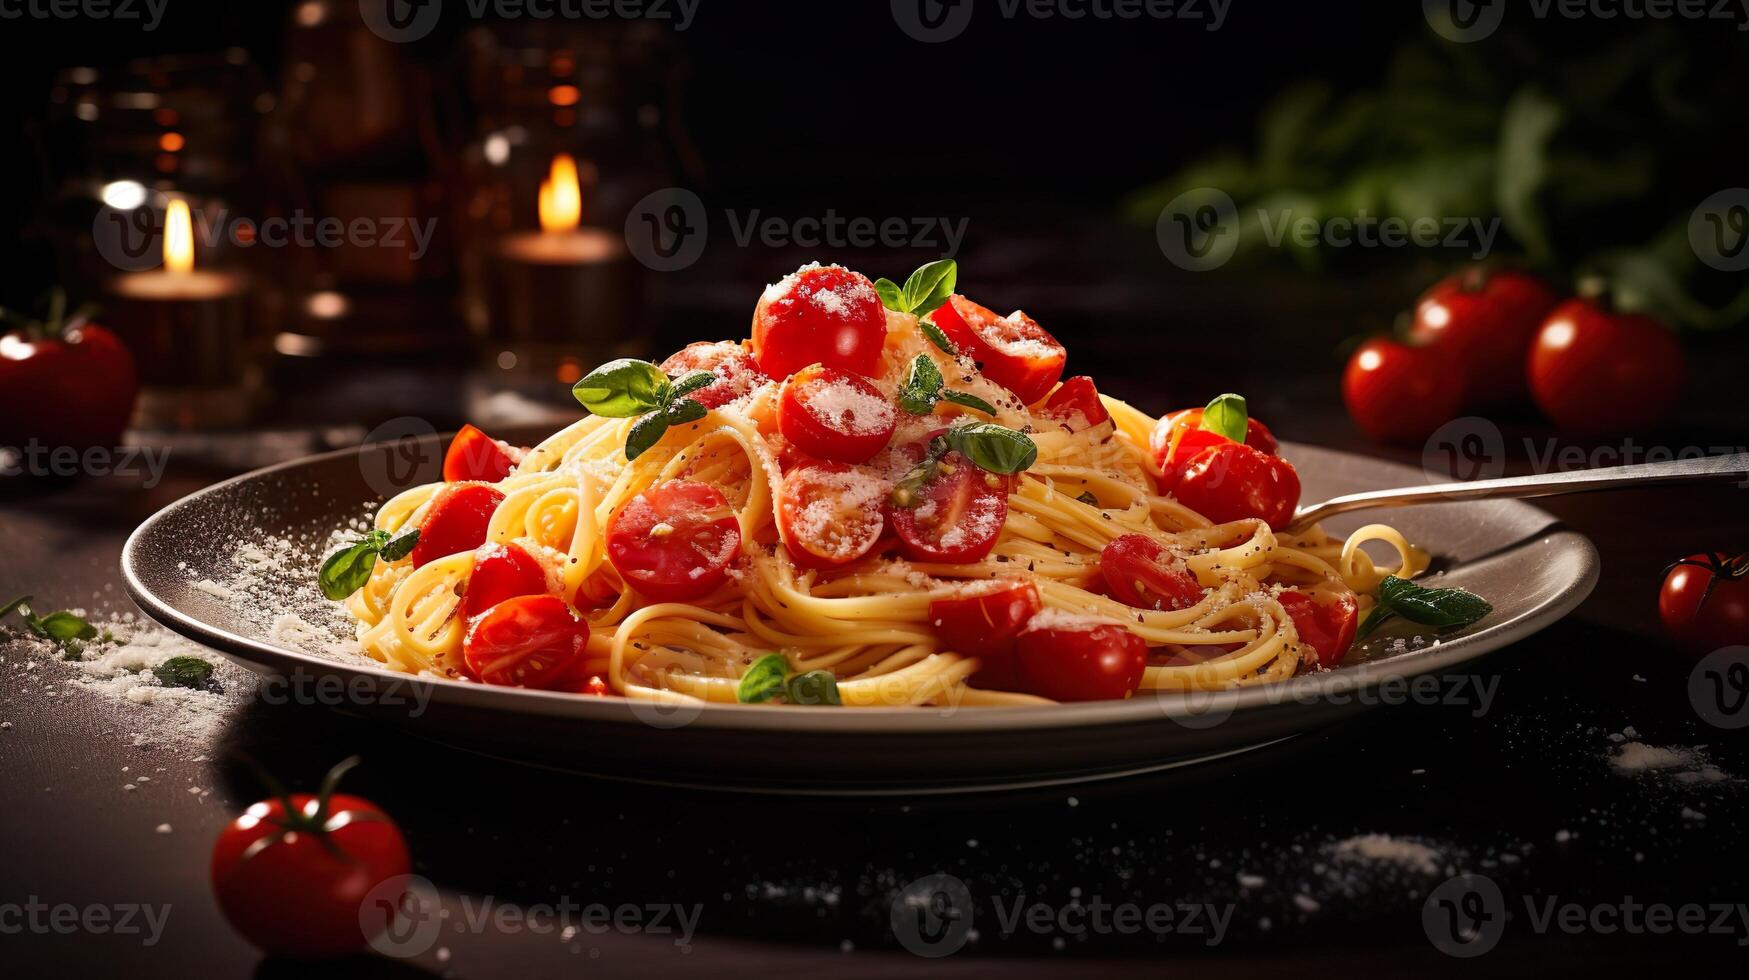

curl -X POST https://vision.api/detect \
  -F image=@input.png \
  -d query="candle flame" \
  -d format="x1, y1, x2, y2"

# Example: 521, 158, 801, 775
538, 153, 582, 234
165, 199, 194, 275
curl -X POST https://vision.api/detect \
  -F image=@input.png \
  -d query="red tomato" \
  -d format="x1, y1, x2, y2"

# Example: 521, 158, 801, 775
409, 484, 505, 568
1409, 267, 1560, 406
1529, 299, 1685, 434
1150, 407, 1279, 482
659, 340, 768, 409
0, 320, 137, 452
606, 481, 741, 601
1659, 552, 1749, 656
1172, 443, 1301, 531
210, 761, 410, 958
929, 581, 1042, 690
463, 542, 549, 616
889, 452, 1009, 563
1275, 590, 1360, 668
776, 462, 889, 567
1015, 617, 1149, 701
1040, 376, 1110, 431
751, 265, 887, 378
1100, 534, 1204, 612
928, 295, 1066, 404
463, 594, 590, 688
777, 364, 898, 464
443, 424, 519, 483
1342, 338, 1465, 444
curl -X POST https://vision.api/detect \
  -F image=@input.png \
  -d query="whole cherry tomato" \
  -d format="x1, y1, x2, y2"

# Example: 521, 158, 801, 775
1342, 338, 1465, 444
1659, 552, 1749, 657
606, 481, 741, 601
929, 580, 1043, 690
751, 265, 888, 379
211, 757, 410, 959
1275, 590, 1360, 668
889, 451, 1009, 563
776, 461, 889, 568
1172, 444, 1301, 531
443, 424, 520, 483
927, 295, 1066, 404
660, 341, 768, 409
1409, 267, 1559, 406
1528, 298, 1685, 434
0, 306, 137, 452
1150, 407, 1278, 476
778, 364, 898, 464
1015, 617, 1149, 702
1039, 376, 1110, 431
463, 542, 549, 617
1100, 534, 1204, 612
409, 483, 505, 568
463, 594, 591, 689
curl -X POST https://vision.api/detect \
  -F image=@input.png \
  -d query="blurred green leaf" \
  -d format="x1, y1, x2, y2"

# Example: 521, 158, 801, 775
1495, 87, 1563, 265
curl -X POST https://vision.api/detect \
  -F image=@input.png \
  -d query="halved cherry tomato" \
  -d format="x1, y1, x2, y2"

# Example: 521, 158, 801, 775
463, 542, 549, 616
1409, 267, 1559, 407
1172, 443, 1301, 531
1659, 551, 1749, 657
778, 364, 897, 464
928, 295, 1066, 404
1342, 338, 1465, 444
889, 452, 1009, 564
1150, 407, 1279, 481
606, 481, 741, 601
1015, 617, 1148, 702
1100, 534, 1204, 612
776, 462, 889, 568
751, 265, 887, 379
1275, 590, 1359, 668
1528, 298, 1685, 434
1040, 376, 1110, 430
409, 483, 505, 568
660, 340, 768, 409
463, 594, 590, 689
443, 424, 519, 483
929, 581, 1042, 691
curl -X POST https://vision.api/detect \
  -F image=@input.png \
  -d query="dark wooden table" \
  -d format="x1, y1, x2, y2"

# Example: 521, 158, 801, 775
5, 324, 1749, 979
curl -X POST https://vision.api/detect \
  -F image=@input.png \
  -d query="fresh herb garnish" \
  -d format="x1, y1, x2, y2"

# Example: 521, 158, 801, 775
317, 527, 420, 601
153, 655, 219, 691
889, 423, 1038, 508
1, 595, 97, 657
874, 258, 957, 322
896, 354, 995, 417
572, 359, 717, 461
919, 318, 958, 355
735, 654, 840, 706
1199, 393, 1248, 444
1355, 575, 1493, 640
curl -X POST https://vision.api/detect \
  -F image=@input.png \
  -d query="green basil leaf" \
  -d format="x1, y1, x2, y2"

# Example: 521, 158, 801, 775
0, 595, 30, 620
573, 359, 672, 418
943, 423, 1038, 475
1376, 576, 1493, 628
919, 318, 958, 355
38, 611, 96, 644
318, 530, 391, 601
940, 390, 996, 415
873, 277, 906, 313
889, 458, 938, 509
378, 526, 421, 563
899, 354, 946, 416
1353, 605, 1392, 641
664, 398, 710, 427
901, 259, 958, 317
1075, 491, 1099, 506
669, 370, 717, 400
624, 413, 672, 461
736, 653, 791, 704
152, 655, 217, 691
785, 670, 842, 706
1199, 393, 1248, 444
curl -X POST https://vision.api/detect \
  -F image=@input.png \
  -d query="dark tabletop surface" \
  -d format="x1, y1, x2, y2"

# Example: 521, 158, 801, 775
4, 299, 1749, 980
